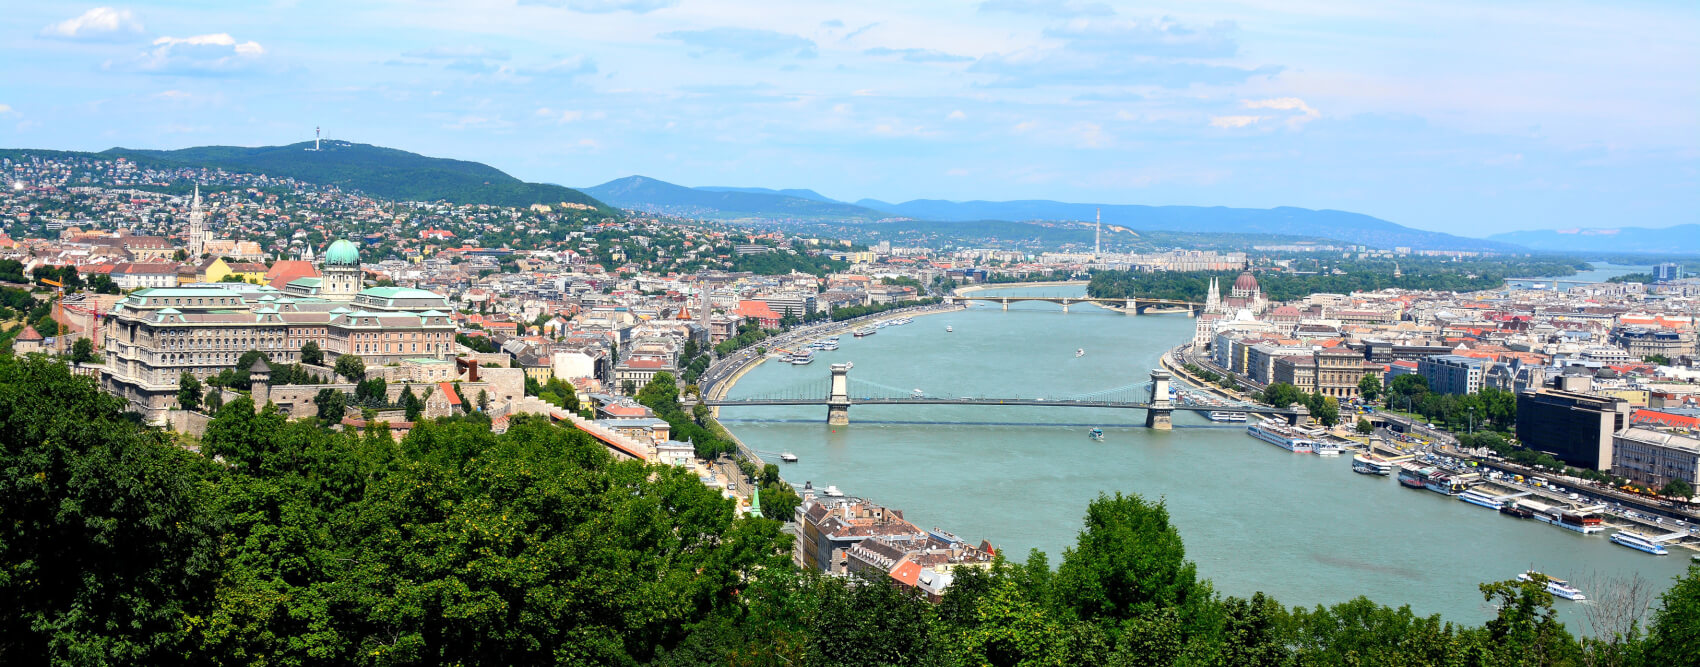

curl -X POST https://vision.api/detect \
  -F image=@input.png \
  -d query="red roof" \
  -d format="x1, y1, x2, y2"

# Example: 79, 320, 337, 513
264, 260, 319, 289
438, 382, 462, 406
1631, 409, 1700, 429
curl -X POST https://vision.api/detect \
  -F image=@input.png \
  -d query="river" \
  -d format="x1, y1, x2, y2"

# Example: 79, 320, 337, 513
1504, 262, 1652, 289
719, 286, 1692, 629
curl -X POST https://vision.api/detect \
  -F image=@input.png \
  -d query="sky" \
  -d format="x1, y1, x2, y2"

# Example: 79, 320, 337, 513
4, 1, 1697, 238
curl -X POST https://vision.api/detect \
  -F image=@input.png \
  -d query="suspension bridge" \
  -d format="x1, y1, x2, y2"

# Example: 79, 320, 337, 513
702, 364, 1305, 428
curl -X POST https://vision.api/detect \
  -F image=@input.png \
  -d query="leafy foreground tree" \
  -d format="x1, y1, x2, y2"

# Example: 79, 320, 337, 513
4, 354, 1700, 666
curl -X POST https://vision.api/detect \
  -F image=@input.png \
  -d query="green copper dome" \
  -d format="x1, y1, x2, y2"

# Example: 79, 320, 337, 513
324, 239, 360, 266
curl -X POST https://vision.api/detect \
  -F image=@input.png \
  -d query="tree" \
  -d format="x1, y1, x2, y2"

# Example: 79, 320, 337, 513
178, 372, 202, 411
1312, 394, 1341, 427
622, 379, 637, 396
314, 387, 346, 424
334, 353, 365, 382
69, 336, 96, 364
1357, 373, 1382, 402
1645, 564, 1700, 666
1054, 492, 1201, 626
205, 385, 224, 412
400, 385, 423, 422
1261, 382, 1303, 409
1356, 418, 1374, 435
0, 355, 219, 664
1389, 374, 1429, 402
477, 389, 489, 412
299, 340, 324, 366
1662, 478, 1694, 500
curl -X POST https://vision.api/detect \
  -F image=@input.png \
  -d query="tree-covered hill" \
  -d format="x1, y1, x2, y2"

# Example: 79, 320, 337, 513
584, 175, 891, 221
94, 141, 614, 211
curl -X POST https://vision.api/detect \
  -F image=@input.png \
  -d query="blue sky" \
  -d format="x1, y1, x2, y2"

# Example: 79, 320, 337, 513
4, 1, 1697, 237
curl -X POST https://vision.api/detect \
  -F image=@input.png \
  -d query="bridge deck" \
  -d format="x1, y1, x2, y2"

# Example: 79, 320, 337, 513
705, 397, 1293, 414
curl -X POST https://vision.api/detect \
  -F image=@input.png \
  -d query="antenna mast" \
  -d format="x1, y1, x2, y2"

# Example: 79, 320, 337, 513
1094, 208, 1101, 257
314, 126, 321, 151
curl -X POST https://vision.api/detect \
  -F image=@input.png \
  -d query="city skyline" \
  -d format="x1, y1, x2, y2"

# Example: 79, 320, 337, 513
4, 1, 1697, 237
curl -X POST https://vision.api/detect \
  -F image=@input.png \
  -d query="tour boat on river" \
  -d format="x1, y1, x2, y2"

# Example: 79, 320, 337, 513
1499, 502, 1535, 519
1246, 419, 1316, 453
1517, 571, 1587, 601
1352, 454, 1394, 476
790, 349, 815, 365
1610, 530, 1669, 555
1398, 464, 1434, 490
1458, 488, 1504, 510
853, 327, 876, 338
1208, 411, 1248, 422
1536, 508, 1604, 534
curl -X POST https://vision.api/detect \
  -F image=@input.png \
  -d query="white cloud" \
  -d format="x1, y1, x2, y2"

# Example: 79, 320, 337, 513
947, 110, 966, 120
1209, 115, 1263, 128
536, 108, 585, 123
0, 104, 14, 116
115, 34, 266, 74
1238, 97, 1320, 128
40, 7, 145, 41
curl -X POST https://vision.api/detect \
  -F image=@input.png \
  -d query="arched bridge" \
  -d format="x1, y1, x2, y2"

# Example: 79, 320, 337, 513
947, 295, 1203, 314
704, 364, 1303, 428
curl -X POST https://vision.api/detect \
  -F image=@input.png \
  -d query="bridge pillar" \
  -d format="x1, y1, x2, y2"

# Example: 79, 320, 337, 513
1001, 298, 1009, 311
827, 363, 851, 425
1187, 305, 1196, 318
1145, 369, 1173, 430
1062, 300, 1070, 314
1287, 404, 1311, 428
1126, 299, 1137, 315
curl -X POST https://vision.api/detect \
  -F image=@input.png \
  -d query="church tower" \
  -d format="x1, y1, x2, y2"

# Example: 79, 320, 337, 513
188, 185, 205, 258
1205, 277, 1222, 314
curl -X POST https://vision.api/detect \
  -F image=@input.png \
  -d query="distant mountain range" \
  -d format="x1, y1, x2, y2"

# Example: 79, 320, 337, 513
1487, 226, 1700, 254
88, 142, 609, 210
585, 175, 1515, 252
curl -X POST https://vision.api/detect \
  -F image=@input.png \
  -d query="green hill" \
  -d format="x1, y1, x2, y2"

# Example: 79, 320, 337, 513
98, 141, 612, 210
584, 175, 888, 221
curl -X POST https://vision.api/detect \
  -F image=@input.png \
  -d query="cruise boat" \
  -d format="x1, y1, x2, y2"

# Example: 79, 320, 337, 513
1089, 428, 1105, 441
1425, 472, 1468, 496
1314, 440, 1344, 456
1246, 419, 1316, 453
1458, 488, 1504, 510
779, 451, 798, 463
1208, 411, 1248, 422
1535, 509, 1605, 534
1499, 502, 1535, 519
818, 340, 840, 351
1517, 571, 1587, 601
1610, 530, 1669, 555
791, 349, 815, 365
911, 389, 925, 398
822, 485, 845, 498
1398, 464, 1434, 490
1352, 454, 1394, 476
853, 327, 877, 338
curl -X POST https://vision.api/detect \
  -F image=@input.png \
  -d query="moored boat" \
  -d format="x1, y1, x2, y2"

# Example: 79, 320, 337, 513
1398, 464, 1433, 489
1352, 454, 1394, 476
1458, 488, 1503, 510
1246, 419, 1316, 454
853, 327, 876, 338
1517, 571, 1587, 601
1535, 509, 1605, 534
1499, 502, 1535, 519
1610, 530, 1669, 555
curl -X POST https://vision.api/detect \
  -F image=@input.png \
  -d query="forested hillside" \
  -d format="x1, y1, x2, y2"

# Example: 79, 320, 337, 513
1088, 257, 1585, 302
96, 141, 612, 210
2, 354, 1697, 665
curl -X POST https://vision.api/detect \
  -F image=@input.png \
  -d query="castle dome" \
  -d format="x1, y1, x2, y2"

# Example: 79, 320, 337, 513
1233, 271, 1259, 293
324, 239, 360, 266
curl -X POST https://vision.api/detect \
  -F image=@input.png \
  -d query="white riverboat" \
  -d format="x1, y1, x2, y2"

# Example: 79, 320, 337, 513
1351, 454, 1394, 476
791, 349, 815, 365
1458, 488, 1504, 510
779, 451, 798, 463
1246, 419, 1316, 454
1208, 411, 1248, 422
1610, 530, 1669, 555
1535, 508, 1605, 534
1517, 571, 1587, 601
1313, 440, 1344, 456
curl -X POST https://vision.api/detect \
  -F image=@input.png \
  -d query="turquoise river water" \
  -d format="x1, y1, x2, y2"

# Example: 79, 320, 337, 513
720, 286, 1692, 629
